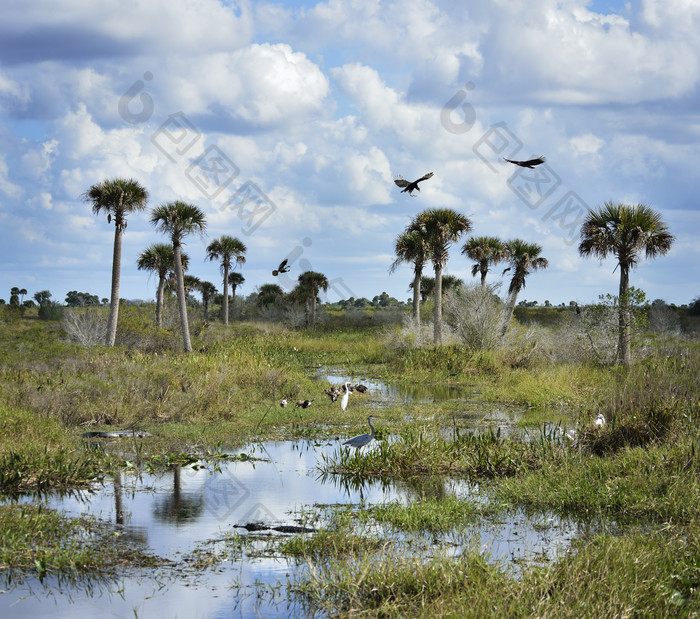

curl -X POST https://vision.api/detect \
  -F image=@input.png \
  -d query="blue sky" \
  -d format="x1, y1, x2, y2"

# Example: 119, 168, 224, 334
0, 0, 698, 308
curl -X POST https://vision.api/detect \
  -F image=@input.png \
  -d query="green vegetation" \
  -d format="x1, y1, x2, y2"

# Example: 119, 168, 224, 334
1, 302, 700, 615
0, 503, 162, 579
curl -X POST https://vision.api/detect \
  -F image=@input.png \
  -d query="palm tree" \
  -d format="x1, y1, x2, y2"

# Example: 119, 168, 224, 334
183, 275, 201, 300
83, 178, 148, 346
579, 201, 673, 366
412, 208, 472, 344
441, 275, 463, 295
206, 235, 247, 325
228, 272, 245, 318
257, 283, 284, 308
501, 239, 549, 336
390, 229, 429, 327
198, 281, 217, 320
410, 276, 435, 303
297, 271, 329, 326
137, 243, 190, 327
462, 236, 507, 288
150, 201, 207, 352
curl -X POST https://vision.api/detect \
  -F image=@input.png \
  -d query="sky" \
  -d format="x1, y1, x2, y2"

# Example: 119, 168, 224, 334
1, 0, 698, 308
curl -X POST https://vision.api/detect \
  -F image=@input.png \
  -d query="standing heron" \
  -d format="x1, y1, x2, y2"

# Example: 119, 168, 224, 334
343, 415, 380, 449
340, 381, 352, 411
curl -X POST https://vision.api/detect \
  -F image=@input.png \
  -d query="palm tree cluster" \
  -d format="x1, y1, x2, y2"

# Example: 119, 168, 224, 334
85, 176, 334, 350
84, 175, 673, 366
390, 198, 672, 365
85, 177, 248, 352
391, 209, 551, 344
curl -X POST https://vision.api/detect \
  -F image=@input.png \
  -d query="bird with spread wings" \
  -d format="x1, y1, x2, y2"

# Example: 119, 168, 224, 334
503, 156, 546, 169
272, 259, 291, 276
394, 172, 434, 196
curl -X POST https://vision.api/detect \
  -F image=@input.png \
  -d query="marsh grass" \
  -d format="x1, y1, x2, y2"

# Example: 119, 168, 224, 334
291, 546, 517, 618
279, 508, 383, 560
497, 438, 700, 522
322, 426, 537, 480
292, 523, 700, 617
362, 495, 495, 533
3, 313, 700, 614
0, 504, 162, 577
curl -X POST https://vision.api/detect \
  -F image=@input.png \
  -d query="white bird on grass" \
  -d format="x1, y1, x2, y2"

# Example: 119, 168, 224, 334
595, 413, 606, 427
343, 415, 380, 449
340, 381, 352, 411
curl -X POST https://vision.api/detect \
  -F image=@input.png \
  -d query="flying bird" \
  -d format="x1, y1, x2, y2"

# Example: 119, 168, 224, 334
503, 156, 546, 169
394, 172, 434, 196
272, 259, 291, 277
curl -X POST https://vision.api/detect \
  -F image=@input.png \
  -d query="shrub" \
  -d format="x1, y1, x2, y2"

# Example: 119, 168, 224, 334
63, 308, 108, 346
444, 284, 505, 351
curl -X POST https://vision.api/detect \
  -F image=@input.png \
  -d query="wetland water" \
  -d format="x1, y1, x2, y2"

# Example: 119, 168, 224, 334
2, 379, 580, 618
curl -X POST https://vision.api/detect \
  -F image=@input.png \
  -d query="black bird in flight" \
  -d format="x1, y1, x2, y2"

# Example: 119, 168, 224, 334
394, 172, 434, 196
272, 259, 290, 276
503, 156, 546, 169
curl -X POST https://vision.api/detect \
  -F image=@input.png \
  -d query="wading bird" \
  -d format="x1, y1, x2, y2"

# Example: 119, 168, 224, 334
343, 415, 380, 449
280, 398, 288, 408
324, 389, 339, 402
340, 382, 352, 411
595, 413, 606, 427
503, 156, 546, 169
394, 172, 433, 196
354, 384, 368, 394
295, 399, 314, 409
272, 259, 290, 276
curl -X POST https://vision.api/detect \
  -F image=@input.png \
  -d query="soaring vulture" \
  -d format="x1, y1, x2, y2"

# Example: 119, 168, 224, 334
503, 156, 546, 169
394, 172, 434, 196
272, 259, 291, 276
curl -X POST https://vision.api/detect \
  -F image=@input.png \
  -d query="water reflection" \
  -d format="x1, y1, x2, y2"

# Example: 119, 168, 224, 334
314, 368, 465, 404
2, 436, 585, 617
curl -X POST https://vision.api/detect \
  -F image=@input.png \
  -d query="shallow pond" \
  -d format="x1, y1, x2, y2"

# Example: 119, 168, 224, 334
1, 438, 587, 618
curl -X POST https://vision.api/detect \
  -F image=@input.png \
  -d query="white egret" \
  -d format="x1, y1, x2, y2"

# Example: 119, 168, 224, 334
343, 415, 380, 449
340, 382, 352, 411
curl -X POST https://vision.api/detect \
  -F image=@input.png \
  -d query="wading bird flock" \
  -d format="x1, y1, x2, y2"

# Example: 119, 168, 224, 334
280, 382, 375, 447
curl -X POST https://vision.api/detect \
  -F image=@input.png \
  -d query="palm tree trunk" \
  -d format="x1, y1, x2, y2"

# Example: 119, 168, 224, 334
502, 291, 519, 337
105, 225, 122, 346
222, 265, 229, 325
156, 274, 165, 328
311, 292, 317, 326
617, 264, 631, 367
412, 268, 421, 327
480, 266, 487, 288
434, 264, 443, 345
230, 285, 236, 318
174, 243, 192, 352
